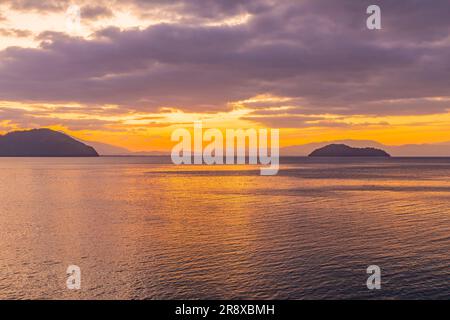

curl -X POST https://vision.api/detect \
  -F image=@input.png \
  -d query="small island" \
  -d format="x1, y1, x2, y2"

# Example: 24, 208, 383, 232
309, 144, 391, 157
0, 128, 99, 157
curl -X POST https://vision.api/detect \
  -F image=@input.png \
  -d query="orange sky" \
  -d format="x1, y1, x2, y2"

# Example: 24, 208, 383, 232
3, 97, 450, 151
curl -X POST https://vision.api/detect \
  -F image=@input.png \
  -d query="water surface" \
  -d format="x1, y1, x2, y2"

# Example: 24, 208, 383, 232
0, 157, 449, 299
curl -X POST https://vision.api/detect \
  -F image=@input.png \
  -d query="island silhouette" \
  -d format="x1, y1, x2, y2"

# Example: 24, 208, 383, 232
0, 129, 98, 157
309, 144, 391, 157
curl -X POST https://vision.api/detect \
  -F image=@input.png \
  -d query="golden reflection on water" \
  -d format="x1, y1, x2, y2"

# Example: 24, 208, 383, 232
0, 158, 449, 299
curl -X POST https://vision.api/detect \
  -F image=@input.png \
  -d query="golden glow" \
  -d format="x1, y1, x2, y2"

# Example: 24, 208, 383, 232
0, 3, 179, 49
206, 13, 253, 27
3, 96, 450, 151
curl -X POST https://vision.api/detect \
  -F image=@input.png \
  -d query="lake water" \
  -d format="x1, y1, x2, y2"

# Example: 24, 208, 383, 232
0, 157, 449, 299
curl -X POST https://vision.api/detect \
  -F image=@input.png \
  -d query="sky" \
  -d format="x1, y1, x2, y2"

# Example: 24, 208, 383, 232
0, 0, 449, 151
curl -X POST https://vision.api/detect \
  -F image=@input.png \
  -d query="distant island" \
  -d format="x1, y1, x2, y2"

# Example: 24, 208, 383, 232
0, 128, 99, 157
309, 144, 391, 157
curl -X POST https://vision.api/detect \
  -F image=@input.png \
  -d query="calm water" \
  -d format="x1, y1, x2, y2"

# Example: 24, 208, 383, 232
0, 157, 449, 300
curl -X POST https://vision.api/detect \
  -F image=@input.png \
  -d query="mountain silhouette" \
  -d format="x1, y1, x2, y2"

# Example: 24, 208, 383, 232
309, 144, 390, 157
281, 139, 450, 156
80, 139, 131, 156
0, 129, 98, 157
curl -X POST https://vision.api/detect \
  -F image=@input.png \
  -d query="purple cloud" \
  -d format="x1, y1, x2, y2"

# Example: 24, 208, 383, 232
0, 0, 449, 130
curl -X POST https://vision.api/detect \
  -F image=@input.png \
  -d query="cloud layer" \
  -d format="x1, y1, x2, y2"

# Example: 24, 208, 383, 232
0, 0, 449, 132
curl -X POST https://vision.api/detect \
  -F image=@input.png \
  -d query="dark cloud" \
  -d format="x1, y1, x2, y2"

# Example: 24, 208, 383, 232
7, 0, 70, 12
82, 5, 114, 20
0, 0, 449, 127
128, 0, 273, 23
5, 0, 271, 20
